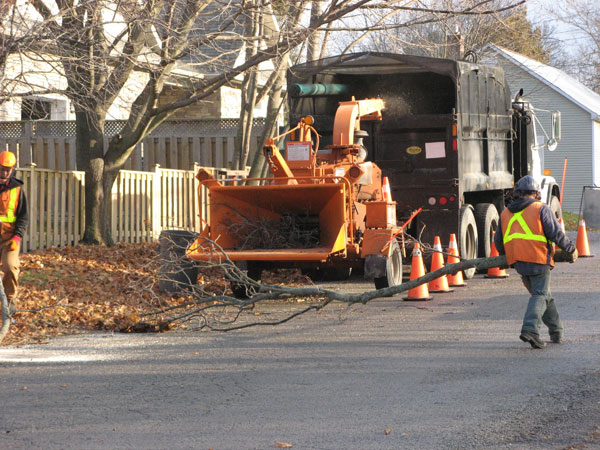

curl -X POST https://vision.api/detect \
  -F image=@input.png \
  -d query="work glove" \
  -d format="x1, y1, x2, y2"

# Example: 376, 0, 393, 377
6, 236, 20, 252
567, 248, 578, 263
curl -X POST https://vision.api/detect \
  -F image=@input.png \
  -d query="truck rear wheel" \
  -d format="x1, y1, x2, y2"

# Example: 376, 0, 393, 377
550, 195, 562, 220
459, 205, 478, 279
374, 241, 403, 290
475, 203, 499, 258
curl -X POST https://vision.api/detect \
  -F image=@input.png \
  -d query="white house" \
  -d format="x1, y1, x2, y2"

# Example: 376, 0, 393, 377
0, 0, 274, 122
482, 44, 600, 213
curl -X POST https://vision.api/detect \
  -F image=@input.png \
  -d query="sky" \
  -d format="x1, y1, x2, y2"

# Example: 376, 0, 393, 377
526, 0, 590, 56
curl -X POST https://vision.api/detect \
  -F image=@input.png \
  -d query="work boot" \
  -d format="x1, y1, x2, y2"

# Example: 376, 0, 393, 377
519, 331, 547, 349
550, 334, 563, 344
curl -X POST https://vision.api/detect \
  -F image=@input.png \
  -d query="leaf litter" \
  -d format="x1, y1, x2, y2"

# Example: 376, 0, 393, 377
6, 242, 314, 346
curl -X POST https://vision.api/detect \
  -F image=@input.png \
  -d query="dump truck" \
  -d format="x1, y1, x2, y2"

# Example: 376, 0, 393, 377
287, 52, 562, 278
186, 52, 562, 294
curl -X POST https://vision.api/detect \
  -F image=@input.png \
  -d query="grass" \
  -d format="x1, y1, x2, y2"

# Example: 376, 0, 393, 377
562, 210, 599, 231
562, 211, 580, 231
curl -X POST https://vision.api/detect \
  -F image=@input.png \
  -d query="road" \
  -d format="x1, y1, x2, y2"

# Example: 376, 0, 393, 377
0, 232, 599, 450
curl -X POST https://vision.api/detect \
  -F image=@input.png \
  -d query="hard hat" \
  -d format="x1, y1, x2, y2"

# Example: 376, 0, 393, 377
0, 151, 16, 168
514, 175, 540, 195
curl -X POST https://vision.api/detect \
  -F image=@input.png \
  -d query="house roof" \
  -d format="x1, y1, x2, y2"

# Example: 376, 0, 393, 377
486, 44, 600, 120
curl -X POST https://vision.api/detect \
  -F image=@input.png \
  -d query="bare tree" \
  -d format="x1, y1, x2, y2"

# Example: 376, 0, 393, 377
542, 0, 600, 93
2, 0, 529, 247
0, 1, 61, 107
334, 1, 557, 62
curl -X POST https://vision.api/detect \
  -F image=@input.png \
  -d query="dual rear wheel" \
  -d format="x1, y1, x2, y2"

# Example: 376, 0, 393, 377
460, 203, 499, 279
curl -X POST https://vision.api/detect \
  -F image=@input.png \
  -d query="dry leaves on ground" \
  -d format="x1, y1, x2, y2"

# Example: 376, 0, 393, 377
7, 242, 310, 346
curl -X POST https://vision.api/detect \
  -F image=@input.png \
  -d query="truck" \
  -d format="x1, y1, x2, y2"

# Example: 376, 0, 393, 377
186, 52, 562, 294
287, 52, 562, 279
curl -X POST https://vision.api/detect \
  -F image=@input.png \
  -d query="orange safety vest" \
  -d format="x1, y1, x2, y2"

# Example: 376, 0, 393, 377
0, 186, 20, 241
501, 201, 554, 267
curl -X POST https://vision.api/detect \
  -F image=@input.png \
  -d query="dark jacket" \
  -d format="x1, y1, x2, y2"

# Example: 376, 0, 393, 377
494, 197, 575, 275
0, 176, 28, 240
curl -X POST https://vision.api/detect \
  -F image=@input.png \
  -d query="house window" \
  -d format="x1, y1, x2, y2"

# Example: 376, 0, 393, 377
21, 99, 52, 120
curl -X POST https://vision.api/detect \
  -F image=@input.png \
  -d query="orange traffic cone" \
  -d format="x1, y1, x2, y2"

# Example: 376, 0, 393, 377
404, 243, 432, 301
576, 218, 594, 257
446, 233, 466, 287
485, 241, 509, 278
428, 236, 453, 293
382, 176, 392, 202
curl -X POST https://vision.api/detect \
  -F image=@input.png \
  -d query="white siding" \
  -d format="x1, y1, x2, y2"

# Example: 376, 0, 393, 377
483, 52, 594, 213
594, 121, 600, 186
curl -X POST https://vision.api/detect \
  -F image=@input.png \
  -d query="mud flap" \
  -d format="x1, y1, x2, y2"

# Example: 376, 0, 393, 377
364, 253, 388, 279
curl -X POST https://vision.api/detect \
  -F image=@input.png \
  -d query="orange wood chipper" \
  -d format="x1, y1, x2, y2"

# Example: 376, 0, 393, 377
186, 98, 415, 296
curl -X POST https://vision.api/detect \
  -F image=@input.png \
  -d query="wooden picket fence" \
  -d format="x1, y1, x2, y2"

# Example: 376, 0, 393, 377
15, 164, 248, 252
0, 119, 265, 171
16, 167, 85, 252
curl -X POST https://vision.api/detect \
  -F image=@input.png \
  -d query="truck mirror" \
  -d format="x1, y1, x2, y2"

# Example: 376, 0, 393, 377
546, 138, 558, 152
551, 111, 561, 143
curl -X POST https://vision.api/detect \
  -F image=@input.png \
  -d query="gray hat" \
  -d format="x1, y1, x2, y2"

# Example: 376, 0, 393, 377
514, 175, 540, 196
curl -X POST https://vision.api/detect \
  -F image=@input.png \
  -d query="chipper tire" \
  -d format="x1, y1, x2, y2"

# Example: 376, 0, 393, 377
373, 241, 403, 291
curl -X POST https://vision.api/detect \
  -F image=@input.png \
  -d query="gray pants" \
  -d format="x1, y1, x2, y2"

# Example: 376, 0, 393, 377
521, 271, 563, 339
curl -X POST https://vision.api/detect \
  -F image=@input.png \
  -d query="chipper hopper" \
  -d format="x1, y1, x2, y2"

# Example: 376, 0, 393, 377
187, 96, 410, 296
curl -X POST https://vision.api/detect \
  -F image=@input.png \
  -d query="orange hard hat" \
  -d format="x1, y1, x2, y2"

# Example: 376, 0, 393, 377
0, 151, 16, 168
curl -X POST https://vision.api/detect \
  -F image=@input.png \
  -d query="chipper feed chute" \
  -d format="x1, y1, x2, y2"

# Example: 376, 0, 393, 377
186, 181, 349, 262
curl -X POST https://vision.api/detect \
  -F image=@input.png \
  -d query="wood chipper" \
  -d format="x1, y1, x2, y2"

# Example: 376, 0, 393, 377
186, 97, 414, 296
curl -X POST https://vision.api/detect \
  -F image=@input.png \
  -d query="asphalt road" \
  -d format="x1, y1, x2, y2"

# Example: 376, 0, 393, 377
0, 232, 599, 450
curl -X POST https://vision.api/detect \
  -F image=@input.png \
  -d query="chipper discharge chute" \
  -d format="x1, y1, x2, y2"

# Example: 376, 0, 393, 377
187, 96, 410, 296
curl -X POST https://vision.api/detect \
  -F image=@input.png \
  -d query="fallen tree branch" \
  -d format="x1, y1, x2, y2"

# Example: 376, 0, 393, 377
248, 255, 508, 305
144, 254, 508, 332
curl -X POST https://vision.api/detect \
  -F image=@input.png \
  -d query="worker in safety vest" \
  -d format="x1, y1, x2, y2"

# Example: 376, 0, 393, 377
0, 151, 28, 316
494, 175, 577, 349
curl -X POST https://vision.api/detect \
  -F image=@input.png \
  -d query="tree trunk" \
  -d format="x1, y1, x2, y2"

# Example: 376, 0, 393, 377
75, 112, 106, 245
307, 1, 324, 62
233, 3, 260, 170
100, 168, 120, 246
233, 70, 257, 170
247, 53, 288, 184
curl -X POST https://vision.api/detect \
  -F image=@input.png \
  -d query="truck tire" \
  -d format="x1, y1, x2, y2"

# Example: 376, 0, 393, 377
459, 205, 478, 279
475, 203, 499, 258
550, 195, 562, 220
374, 241, 403, 290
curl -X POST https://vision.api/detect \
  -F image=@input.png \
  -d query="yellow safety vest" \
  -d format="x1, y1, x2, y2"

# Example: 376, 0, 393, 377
0, 186, 20, 241
500, 201, 554, 266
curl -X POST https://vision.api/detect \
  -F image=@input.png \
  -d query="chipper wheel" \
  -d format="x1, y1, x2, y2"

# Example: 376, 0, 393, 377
372, 240, 403, 290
